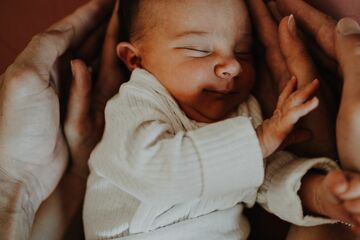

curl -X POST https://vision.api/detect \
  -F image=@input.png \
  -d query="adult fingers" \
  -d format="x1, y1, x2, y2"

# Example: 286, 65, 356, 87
248, 0, 290, 91
335, 18, 360, 92
279, 15, 319, 87
94, 0, 125, 114
279, 15, 337, 159
276, 0, 337, 59
74, 21, 108, 64
275, 0, 337, 78
267, 1, 282, 23
65, 59, 92, 132
14, 0, 115, 73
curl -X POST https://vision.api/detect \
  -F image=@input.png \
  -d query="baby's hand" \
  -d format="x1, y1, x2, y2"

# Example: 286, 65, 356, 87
315, 171, 360, 234
256, 77, 319, 158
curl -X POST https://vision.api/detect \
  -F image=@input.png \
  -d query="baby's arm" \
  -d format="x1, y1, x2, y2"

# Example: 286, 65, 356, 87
89, 84, 265, 206
299, 170, 360, 233
256, 77, 319, 158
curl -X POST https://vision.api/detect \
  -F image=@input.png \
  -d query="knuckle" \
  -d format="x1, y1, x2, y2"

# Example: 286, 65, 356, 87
5, 65, 40, 90
31, 32, 55, 47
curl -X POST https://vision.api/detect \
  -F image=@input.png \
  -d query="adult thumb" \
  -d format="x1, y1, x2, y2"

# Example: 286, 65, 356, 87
335, 18, 360, 82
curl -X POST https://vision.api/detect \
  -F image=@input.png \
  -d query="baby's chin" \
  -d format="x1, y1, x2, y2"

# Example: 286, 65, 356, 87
187, 105, 240, 124
179, 93, 249, 123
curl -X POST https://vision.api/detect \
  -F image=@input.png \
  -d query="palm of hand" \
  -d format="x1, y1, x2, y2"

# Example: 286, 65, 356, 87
0, 68, 68, 204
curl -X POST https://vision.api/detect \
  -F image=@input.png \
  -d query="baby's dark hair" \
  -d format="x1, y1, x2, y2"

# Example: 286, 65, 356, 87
116, 1, 143, 79
118, 0, 141, 42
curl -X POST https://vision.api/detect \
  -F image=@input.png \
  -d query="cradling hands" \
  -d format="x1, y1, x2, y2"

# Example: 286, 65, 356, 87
248, 0, 338, 159
0, 1, 119, 237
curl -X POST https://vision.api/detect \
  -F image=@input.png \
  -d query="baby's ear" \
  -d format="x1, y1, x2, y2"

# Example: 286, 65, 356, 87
116, 42, 142, 71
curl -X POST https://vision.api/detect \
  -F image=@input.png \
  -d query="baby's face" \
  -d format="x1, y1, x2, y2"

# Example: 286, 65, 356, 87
135, 0, 254, 123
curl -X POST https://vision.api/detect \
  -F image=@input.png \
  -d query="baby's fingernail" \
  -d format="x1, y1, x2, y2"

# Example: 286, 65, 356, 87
312, 96, 319, 104
337, 18, 360, 36
288, 14, 297, 37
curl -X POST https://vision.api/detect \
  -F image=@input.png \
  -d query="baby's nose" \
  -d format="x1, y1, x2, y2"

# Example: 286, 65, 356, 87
214, 57, 242, 79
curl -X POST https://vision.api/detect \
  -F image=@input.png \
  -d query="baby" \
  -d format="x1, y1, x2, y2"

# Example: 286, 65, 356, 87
83, 1, 359, 239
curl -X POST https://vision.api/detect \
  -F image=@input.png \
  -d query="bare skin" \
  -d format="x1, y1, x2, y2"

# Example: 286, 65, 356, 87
249, 0, 337, 159
0, 0, 125, 239
275, 0, 360, 177
31, 2, 125, 239
249, 0, 360, 239
1, 0, 360, 239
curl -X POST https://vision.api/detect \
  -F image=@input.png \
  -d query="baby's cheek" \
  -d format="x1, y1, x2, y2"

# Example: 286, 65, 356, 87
241, 63, 256, 89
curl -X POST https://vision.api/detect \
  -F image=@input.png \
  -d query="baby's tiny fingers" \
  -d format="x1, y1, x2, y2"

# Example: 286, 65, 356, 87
340, 173, 360, 200
276, 76, 297, 109
285, 97, 319, 124
290, 79, 319, 107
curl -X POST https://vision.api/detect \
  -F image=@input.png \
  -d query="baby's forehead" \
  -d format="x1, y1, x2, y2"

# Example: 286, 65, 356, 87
136, 0, 251, 35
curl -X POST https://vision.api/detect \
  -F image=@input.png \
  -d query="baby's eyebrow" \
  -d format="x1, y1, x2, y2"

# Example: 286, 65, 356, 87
173, 31, 209, 39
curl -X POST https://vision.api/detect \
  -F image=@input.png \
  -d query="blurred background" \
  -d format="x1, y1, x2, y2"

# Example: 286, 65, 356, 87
0, 0, 359, 73
0, 0, 87, 73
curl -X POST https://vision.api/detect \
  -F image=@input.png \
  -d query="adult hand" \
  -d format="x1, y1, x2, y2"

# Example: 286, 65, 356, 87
250, 0, 360, 236
64, 0, 124, 179
30, 2, 125, 239
248, 0, 338, 159
0, 0, 117, 238
272, 0, 360, 171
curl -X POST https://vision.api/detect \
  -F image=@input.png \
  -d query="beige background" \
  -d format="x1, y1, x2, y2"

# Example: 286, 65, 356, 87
0, 0, 359, 73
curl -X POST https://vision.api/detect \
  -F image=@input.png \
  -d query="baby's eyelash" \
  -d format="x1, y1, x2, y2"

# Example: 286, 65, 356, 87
177, 47, 210, 53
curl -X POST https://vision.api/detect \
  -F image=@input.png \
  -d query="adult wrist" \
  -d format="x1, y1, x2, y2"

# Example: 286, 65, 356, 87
0, 172, 37, 240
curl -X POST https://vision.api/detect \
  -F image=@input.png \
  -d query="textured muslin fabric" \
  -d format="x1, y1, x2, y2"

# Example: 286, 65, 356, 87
83, 68, 338, 240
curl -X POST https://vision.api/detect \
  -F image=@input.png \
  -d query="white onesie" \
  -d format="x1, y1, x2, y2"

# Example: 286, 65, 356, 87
83, 68, 338, 240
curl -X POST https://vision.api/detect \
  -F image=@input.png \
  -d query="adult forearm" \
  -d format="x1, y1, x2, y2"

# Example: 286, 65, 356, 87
335, 18, 360, 171
336, 79, 360, 171
0, 174, 36, 240
30, 171, 87, 240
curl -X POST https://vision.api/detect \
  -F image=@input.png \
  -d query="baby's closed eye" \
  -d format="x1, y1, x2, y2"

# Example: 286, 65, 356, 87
175, 47, 212, 57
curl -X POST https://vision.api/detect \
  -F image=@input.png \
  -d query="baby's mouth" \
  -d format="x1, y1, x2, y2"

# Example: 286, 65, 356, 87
203, 89, 239, 96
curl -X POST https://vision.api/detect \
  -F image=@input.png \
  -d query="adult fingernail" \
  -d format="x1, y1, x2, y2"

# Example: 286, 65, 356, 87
70, 60, 76, 77
337, 18, 360, 36
288, 14, 297, 37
